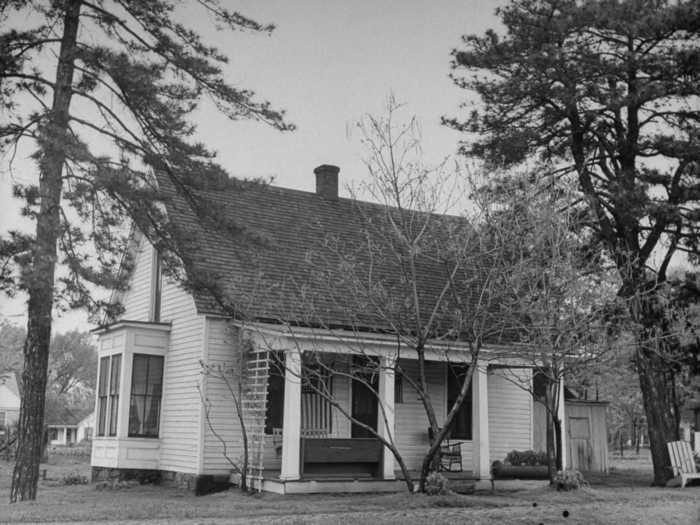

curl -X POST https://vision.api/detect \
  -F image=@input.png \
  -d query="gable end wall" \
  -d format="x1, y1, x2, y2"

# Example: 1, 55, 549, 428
120, 238, 205, 475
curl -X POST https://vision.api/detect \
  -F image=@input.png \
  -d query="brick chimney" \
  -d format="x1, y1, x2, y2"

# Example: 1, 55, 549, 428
314, 164, 339, 200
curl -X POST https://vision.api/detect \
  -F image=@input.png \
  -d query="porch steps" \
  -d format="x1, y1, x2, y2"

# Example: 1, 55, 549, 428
242, 350, 270, 491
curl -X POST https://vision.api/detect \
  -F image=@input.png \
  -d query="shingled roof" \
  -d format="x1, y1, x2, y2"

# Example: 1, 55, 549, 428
159, 166, 485, 333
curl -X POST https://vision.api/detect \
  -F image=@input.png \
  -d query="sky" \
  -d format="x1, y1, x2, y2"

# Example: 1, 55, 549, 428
0, 1, 504, 332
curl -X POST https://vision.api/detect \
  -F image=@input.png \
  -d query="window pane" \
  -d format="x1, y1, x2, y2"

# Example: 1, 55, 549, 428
98, 398, 107, 436
144, 394, 161, 435
109, 393, 119, 436
147, 356, 163, 396
131, 355, 148, 395
98, 357, 109, 396
129, 395, 145, 436
110, 354, 121, 395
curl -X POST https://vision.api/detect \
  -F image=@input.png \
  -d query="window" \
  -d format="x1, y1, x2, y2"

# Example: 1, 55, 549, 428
128, 354, 164, 437
97, 354, 122, 437
0, 411, 5, 428
151, 252, 162, 323
48, 428, 58, 441
446, 364, 472, 440
301, 357, 332, 433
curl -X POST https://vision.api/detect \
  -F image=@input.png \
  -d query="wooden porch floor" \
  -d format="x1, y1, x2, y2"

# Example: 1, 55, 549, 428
255, 468, 483, 494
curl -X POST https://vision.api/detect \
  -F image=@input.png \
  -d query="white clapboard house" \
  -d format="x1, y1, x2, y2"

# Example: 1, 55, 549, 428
90, 165, 567, 494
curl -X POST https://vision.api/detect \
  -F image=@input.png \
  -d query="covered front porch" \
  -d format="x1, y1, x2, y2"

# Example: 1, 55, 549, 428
244, 326, 543, 493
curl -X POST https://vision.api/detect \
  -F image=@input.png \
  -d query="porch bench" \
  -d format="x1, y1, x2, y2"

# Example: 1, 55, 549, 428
301, 438, 383, 478
272, 428, 330, 456
667, 440, 700, 488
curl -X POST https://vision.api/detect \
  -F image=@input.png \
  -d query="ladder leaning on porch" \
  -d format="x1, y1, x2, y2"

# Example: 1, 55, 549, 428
241, 350, 270, 492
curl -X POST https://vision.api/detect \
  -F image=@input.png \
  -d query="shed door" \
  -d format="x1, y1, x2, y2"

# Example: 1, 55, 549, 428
568, 416, 592, 471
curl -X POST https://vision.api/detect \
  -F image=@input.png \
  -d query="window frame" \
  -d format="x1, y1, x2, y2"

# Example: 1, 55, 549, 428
97, 354, 122, 437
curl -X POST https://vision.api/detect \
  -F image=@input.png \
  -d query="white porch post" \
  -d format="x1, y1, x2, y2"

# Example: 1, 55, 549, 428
557, 375, 567, 470
471, 361, 491, 483
280, 349, 302, 481
377, 355, 396, 480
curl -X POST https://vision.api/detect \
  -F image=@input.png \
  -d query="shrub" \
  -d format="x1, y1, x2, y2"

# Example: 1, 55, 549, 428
505, 449, 548, 466
553, 469, 588, 491
424, 471, 450, 495
62, 473, 89, 485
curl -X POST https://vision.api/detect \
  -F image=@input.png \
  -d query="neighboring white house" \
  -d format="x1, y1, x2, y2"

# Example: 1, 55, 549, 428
90, 166, 568, 494
0, 372, 20, 431
46, 406, 94, 446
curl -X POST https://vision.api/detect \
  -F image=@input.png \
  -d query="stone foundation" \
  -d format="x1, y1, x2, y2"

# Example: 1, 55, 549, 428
91, 466, 161, 485
91, 467, 231, 495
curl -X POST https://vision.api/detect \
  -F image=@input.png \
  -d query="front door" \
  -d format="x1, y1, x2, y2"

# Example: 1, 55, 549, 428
351, 357, 378, 438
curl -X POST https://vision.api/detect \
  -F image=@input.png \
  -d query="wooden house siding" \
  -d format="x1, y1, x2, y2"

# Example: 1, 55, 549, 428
395, 359, 446, 470
121, 239, 154, 321
487, 367, 533, 463
392, 362, 532, 470
201, 319, 246, 474
156, 260, 204, 474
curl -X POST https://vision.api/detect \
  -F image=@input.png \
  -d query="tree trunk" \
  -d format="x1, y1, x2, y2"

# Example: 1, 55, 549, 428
553, 416, 563, 471
621, 280, 680, 486
636, 344, 678, 485
620, 432, 624, 457
544, 386, 556, 482
10, 0, 80, 503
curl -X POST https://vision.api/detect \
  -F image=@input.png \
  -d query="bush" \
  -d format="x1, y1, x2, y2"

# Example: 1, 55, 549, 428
553, 469, 588, 491
424, 471, 450, 495
62, 473, 89, 485
505, 449, 548, 466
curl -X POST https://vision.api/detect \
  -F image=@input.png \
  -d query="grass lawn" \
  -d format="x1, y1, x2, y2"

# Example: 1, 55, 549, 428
0, 451, 697, 524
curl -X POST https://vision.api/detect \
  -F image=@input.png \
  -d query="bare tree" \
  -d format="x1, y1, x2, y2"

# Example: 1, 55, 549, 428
264, 100, 517, 492
475, 174, 623, 479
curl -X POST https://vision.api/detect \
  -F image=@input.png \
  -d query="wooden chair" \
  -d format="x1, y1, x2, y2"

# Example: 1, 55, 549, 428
428, 427, 464, 472
439, 441, 463, 472
667, 440, 700, 488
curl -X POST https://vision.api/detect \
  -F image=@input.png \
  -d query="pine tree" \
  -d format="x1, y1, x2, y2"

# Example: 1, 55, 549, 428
446, 0, 700, 485
0, 0, 291, 501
